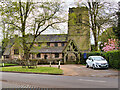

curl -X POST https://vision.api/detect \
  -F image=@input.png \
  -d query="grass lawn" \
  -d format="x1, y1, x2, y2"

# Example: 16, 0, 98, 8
0, 63, 19, 67
1, 66, 63, 74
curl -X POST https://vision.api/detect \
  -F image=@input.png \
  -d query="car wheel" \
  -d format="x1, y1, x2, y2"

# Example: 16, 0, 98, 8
106, 67, 108, 70
92, 64, 96, 70
86, 64, 89, 68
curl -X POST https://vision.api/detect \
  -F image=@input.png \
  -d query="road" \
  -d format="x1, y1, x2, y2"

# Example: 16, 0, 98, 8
0, 72, 118, 88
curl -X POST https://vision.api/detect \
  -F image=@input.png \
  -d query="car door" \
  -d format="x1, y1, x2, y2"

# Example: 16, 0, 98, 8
89, 57, 93, 67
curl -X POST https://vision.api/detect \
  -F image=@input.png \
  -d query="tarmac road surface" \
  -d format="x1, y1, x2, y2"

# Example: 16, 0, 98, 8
0, 72, 119, 88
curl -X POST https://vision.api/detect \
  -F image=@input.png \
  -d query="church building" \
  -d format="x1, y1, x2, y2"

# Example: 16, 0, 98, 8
3, 7, 91, 63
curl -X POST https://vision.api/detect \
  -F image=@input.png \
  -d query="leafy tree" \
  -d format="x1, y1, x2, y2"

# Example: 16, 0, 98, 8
0, 1, 66, 64
113, 2, 120, 46
100, 27, 116, 42
99, 27, 117, 51
0, 17, 16, 55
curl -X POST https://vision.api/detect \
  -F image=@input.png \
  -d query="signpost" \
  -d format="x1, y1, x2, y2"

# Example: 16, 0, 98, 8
83, 53, 87, 60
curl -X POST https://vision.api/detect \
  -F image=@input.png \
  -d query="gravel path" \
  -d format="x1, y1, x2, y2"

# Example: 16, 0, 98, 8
38, 64, 118, 78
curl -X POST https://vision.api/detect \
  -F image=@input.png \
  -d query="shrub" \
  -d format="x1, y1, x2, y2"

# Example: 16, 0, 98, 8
103, 50, 120, 69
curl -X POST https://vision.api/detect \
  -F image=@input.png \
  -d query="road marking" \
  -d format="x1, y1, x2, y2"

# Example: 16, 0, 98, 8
78, 79, 106, 83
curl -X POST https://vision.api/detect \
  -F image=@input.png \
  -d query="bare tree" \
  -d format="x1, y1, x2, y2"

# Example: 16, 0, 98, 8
0, 1, 66, 63
76, 0, 117, 51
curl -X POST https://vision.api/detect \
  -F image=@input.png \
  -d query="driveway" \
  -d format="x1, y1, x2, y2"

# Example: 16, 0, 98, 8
39, 64, 118, 78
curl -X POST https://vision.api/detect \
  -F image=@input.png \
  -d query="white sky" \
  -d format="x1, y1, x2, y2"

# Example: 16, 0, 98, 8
0, 0, 119, 45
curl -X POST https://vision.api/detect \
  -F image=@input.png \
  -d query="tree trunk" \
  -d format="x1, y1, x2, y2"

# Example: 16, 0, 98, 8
94, 36, 98, 51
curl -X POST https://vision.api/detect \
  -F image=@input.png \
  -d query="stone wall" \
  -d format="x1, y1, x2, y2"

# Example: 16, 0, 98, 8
68, 7, 91, 52
30, 53, 62, 60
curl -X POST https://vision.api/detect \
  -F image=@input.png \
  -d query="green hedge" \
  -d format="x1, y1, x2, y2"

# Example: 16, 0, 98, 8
80, 50, 120, 69
103, 50, 120, 69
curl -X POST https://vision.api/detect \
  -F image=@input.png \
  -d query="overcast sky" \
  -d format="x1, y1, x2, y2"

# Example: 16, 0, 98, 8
0, 0, 119, 45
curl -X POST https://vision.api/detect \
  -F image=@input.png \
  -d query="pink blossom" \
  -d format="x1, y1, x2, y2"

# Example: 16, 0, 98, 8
104, 42, 107, 45
108, 39, 110, 42
102, 38, 119, 52
114, 39, 116, 41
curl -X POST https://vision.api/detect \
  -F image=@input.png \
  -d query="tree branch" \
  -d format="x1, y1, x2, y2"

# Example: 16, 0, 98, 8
29, 20, 65, 49
19, 1, 23, 26
5, 22, 21, 30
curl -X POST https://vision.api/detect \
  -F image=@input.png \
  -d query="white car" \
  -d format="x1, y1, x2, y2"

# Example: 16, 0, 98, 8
86, 56, 109, 69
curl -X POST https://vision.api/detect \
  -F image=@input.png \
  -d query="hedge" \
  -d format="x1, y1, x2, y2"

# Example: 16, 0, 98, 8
103, 50, 120, 69
80, 50, 120, 69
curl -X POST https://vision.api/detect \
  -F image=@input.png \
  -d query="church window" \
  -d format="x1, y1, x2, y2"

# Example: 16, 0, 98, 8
61, 43, 64, 47
55, 53, 59, 58
37, 53, 41, 58
14, 49, 19, 55
47, 43, 50, 46
54, 43, 58, 47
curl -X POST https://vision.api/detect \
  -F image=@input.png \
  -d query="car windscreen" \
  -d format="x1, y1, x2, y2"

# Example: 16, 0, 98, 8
92, 57, 105, 61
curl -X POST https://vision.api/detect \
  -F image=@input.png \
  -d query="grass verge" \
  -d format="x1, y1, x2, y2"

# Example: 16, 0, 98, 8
1, 66, 63, 74
0, 63, 19, 67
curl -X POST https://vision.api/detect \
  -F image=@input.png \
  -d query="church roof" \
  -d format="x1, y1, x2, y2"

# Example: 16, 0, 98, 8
30, 46, 64, 53
3, 38, 14, 55
27, 34, 68, 43
3, 34, 68, 55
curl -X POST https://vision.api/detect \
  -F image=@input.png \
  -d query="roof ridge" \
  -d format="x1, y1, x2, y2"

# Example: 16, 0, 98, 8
38, 34, 68, 36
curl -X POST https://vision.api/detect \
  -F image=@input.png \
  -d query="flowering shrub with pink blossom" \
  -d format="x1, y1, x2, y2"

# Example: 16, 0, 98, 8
102, 38, 119, 52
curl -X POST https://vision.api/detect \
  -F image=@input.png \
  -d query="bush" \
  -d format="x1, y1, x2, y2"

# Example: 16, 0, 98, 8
80, 50, 120, 69
103, 50, 120, 69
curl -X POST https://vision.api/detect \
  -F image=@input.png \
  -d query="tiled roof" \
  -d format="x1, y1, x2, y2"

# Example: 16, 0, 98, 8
3, 38, 15, 55
28, 34, 68, 43
30, 46, 64, 53
3, 44, 12, 55
3, 34, 68, 55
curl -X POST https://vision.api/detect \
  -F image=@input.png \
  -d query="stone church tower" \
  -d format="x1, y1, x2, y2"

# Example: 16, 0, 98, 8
68, 7, 91, 52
